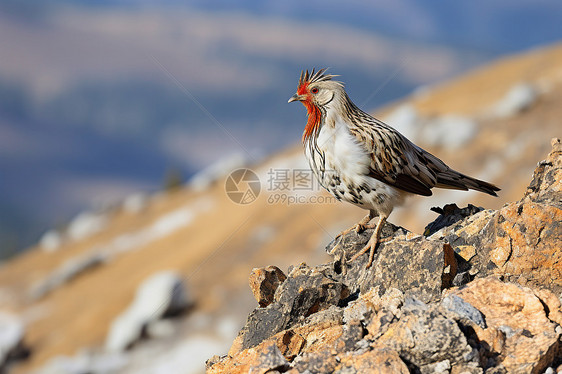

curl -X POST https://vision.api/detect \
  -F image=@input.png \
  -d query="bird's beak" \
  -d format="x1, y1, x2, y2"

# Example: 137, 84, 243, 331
288, 94, 305, 103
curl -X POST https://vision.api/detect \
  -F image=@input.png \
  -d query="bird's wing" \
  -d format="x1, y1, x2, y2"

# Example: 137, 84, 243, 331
348, 119, 438, 196
349, 116, 500, 197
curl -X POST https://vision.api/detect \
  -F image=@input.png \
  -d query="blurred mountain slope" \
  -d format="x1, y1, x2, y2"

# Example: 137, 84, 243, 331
0, 5, 495, 255
0, 42, 561, 373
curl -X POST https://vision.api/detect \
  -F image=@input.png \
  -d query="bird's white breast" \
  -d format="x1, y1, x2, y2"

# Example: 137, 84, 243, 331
305, 116, 406, 215
317, 118, 371, 176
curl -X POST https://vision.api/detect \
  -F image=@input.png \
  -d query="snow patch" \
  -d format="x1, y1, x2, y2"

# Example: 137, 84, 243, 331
30, 251, 108, 300
122, 193, 148, 214
491, 83, 538, 118
108, 199, 210, 254
109, 204, 199, 256
105, 271, 190, 352
39, 230, 63, 252
31, 200, 212, 299
215, 316, 239, 341
148, 208, 195, 239
382, 104, 420, 141
66, 211, 108, 241
420, 115, 477, 150
120, 335, 225, 374
503, 134, 530, 161
189, 152, 249, 191
0, 312, 24, 366
255, 152, 319, 198
33, 351, 128, 374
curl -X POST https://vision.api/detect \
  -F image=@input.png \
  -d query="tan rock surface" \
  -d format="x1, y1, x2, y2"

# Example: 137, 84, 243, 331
249, 266, 287, 307
449, 277, 560, 374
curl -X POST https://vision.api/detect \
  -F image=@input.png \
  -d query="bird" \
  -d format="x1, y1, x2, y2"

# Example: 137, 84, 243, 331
288, 68, 500, 268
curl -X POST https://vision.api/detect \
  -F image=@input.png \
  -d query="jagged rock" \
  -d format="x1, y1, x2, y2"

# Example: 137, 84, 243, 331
207, 341, 289, 374
524, 138, 562, 205
290, 351, 338, 373
229, 264, 349, 355
374, 297, 476, 369
433, 138, 562, 294
533, 288, 562, 326
420, 359, 451, 374
207, 139, 562, 374
446, 277, 561, 374
337, 348, 410, 373
249, 266, 287, 307
440, 294, 486, 329
424, 203, 483, 237
291, 348, 410, 374
327, 223, 457, 303
333, 319, 365, 353
229, 308, 344, 362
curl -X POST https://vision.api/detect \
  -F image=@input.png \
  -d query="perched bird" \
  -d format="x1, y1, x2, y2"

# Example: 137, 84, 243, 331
288, 68, 499, 268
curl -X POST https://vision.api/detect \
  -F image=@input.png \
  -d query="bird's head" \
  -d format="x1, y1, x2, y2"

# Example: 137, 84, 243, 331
288, 68, 344, 142
288, 68, 343, 108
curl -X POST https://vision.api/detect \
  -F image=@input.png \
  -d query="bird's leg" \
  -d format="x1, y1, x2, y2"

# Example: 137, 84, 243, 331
349, 214, 388, 268
354, 209, 377, 234
335, 210, 376, 239
328, 210, 376, 259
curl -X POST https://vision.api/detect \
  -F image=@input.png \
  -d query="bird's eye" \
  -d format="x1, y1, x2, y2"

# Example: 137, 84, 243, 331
311, 87, 319, 94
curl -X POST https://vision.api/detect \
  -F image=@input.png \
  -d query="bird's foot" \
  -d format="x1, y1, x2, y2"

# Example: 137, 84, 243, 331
334, 213, 375, 242
330, 223, 372, 256
355, 221, 377, 234
335, 223, 362, 241
348, 215, 388, 268
330, 220, 370, 256
348, 236, 391, 268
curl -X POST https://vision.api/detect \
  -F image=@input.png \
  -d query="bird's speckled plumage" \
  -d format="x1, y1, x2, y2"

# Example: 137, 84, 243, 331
289, 68, 500, 267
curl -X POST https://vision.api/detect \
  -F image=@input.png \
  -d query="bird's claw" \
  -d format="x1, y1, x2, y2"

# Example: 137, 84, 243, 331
348, 236, 391, 267
349, 241, 376, 268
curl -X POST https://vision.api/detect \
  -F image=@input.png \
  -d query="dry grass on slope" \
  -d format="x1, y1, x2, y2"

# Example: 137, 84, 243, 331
2, 42, 562, 373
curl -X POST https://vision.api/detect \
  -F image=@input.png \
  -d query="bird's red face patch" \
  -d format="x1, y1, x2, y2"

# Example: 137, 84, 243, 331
297, 82, 322, 142
297, 82, 309, 97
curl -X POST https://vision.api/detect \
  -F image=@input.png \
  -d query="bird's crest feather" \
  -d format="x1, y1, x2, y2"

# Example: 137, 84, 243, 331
298, 68, 339, 89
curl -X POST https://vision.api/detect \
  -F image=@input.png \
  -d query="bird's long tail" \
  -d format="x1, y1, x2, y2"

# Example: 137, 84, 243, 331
435, 170, 500, 197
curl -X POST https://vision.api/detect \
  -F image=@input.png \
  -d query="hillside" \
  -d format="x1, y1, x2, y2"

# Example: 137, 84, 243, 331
0, 43, 561, 374
0, 5, 489, 255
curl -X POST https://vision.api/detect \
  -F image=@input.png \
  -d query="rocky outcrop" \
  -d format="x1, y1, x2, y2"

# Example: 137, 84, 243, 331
431, 137, 562, 294
207, 139, 562, 374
